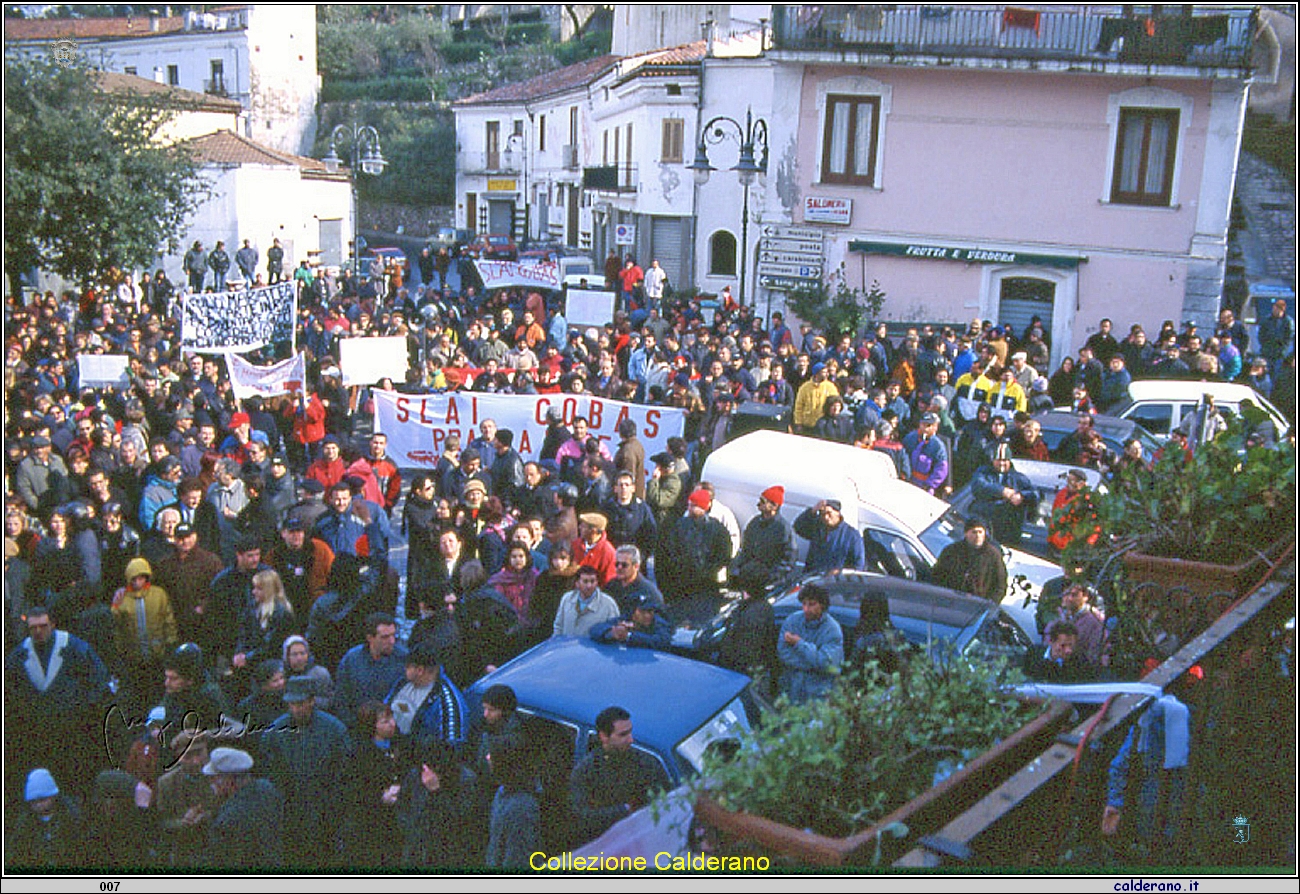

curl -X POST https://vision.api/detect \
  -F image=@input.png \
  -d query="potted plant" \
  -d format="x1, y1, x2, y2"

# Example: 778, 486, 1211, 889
1057, 416, 1294, 604
683, 653, 1070, 866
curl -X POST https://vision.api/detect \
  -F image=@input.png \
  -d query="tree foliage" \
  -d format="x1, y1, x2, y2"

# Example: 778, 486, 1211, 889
4, 56, 206, 294
786, 265, 888, 339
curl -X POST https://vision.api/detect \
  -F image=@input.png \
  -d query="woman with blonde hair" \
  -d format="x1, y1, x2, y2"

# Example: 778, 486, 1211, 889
232, 569, 296, 670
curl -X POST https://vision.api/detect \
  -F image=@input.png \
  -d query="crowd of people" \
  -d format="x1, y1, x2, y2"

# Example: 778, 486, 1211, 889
5, 243, 1296, 870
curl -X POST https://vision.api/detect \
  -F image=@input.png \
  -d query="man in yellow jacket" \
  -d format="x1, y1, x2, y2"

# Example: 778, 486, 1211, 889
794, 362, 839, 433
112, 557, 179, 709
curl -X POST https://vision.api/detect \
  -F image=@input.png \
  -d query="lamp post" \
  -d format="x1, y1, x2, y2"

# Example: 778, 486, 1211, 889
322, 123, 387, 286
687, 107, 768, 308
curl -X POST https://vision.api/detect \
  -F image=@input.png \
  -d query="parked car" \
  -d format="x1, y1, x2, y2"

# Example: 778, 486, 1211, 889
677, 571, 1036, 669
464, 637, 756, 850
948, 460, 1105, 560
429, 226, 473, 255
1033, 411, 1162, 462
1109, 379, 1290, 442
464, 232, 518, 261
363, 246, 408, 282
701, 431, 1062, 638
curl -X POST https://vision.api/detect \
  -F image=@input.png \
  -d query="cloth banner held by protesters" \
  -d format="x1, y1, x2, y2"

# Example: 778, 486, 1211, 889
76, 354, 131, 389
226, 352, 307, 401
339, 336, 410, 387
372, 390, 684, 473
180, 282, 296, 352
473, 259, 561, 291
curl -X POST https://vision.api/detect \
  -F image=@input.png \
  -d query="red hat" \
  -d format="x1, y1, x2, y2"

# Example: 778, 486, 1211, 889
761, 485, 785, 507
230, 412, 251, 427
687, 489, 712, 511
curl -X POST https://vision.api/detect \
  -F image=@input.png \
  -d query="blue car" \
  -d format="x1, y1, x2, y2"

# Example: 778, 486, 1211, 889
465, 637, 756, 850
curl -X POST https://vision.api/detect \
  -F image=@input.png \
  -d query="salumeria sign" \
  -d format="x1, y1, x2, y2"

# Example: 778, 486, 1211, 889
849, 240, 1084, 269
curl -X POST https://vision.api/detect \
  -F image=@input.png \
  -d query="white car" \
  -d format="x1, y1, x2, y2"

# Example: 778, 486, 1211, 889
1111, 380, 1289, 441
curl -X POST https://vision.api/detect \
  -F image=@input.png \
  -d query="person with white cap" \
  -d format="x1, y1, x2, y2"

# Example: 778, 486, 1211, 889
202, 747, 284, 869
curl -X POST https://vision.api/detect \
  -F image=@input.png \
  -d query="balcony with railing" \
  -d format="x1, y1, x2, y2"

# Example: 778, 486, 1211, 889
771, 5, 1255, 72
457, 150, 521, 176
582, 163, 638, 193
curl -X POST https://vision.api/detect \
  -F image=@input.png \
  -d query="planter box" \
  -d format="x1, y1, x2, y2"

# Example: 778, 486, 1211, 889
693, 698, 1073, 867
1120, 540, 1286, 617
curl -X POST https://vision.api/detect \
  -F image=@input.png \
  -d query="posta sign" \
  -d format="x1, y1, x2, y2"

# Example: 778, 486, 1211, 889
372, 390, 684, 472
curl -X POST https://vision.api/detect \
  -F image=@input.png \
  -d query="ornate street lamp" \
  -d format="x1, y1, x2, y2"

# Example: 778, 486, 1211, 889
323, 123, 387, 283
687, 107, 768, 307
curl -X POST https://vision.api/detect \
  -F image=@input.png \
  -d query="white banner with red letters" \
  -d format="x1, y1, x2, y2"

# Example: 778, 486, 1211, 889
473, 259, 560, 291
226, 352, 306, 401
372, 390, 684, 473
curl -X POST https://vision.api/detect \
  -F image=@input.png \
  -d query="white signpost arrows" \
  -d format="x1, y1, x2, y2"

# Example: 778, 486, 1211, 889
758, 225, 824, 290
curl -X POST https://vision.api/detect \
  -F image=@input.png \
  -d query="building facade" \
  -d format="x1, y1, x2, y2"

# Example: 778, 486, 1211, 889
751, 4, 1256, 359
5, 5, 319, 156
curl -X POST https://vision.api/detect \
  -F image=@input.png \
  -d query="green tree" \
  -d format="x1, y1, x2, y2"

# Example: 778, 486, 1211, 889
786, 265, 888, 339
4, 56, 206, 297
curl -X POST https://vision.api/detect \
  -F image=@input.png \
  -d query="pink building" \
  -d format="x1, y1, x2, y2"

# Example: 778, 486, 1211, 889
763, 5, 1257, 363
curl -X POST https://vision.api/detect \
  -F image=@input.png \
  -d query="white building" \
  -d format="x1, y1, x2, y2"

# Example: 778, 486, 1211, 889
165, 129, 352, 283
5, 5, 319, 156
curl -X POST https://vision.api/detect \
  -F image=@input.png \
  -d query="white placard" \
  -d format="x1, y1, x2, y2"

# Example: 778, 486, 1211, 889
565, 287, 617, 327
77, 354, 131, 389
473, 259, 561, 291
339, 336, 410, 387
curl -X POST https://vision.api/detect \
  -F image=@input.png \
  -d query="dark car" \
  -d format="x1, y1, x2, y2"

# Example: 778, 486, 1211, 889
1033, 411, 1161, 463
677, 571, 1035, 668
465, 232, 518, 261
464, 637, 755, 849
948, 460, 1105, 560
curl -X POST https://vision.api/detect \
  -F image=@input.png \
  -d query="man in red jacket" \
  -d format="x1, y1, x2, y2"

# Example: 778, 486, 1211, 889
363, 433, 402, 515
305, 436, 346, 491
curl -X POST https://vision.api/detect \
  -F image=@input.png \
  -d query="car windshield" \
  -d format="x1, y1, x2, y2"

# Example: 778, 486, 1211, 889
918, 504, 968, 558
675, 695, 751, 773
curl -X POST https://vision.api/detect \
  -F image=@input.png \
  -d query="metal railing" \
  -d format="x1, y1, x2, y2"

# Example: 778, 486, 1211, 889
582, 163, 638, 193
771, 5, 1254, 70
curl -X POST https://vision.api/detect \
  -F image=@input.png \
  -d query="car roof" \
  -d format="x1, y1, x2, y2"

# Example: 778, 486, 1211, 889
1126, 379, 1262, 402
467, 638, 751, 754
983, 458, 1104, 491
1033, 410, 1143, 439
774, 571, 994, 632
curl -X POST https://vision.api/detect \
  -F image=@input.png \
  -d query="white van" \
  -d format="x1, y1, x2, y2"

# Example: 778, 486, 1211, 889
1112, 380, 1290, 441
701, 431, 1061, 638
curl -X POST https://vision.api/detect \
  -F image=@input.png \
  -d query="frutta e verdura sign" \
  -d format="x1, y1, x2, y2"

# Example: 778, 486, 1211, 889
849, 240, 1083, 269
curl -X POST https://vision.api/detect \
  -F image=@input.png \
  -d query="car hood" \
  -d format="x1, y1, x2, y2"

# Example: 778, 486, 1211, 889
1002, 547, 1061, 639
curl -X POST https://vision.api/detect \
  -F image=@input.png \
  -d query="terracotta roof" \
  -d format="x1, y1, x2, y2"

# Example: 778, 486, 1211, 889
93, 70, 242, 113
4, 15, 188, 42
454, 54, 620, 106
632, 40, 708, 67
180, 130, 347, 180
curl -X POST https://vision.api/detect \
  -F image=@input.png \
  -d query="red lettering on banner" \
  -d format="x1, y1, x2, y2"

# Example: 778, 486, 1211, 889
471, 396, 479, 425
406, 450, 437, 464
589, 400, 604, 428
535, 399, 551, 424
614, 406, 631, 429
562, 398, 577, 424
644, 410, 660, 438
431, 429, 446, 452
518, 430, 533, 455
419, 399, 432, 424
396, 397, 410, 423
445, 397, 460, 425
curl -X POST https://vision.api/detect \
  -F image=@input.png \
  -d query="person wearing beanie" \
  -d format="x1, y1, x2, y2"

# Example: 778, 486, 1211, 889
572, 511, 617, 585
655, 488, 732, 602
969, 444, 1039, 547
932, 517, 1008, 603
793, 360, 840, 433
111, 557, 179, 707
730, 485, 798, 596
8, 768, 85, 869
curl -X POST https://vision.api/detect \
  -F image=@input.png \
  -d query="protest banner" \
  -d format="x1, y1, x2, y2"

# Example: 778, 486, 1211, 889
473, 259, 561, 291
180, 282, 296, 352
76, 354, 131, 390
339, 336, 410, 387
226, 353, 306, 401
372, 390, 684, 473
